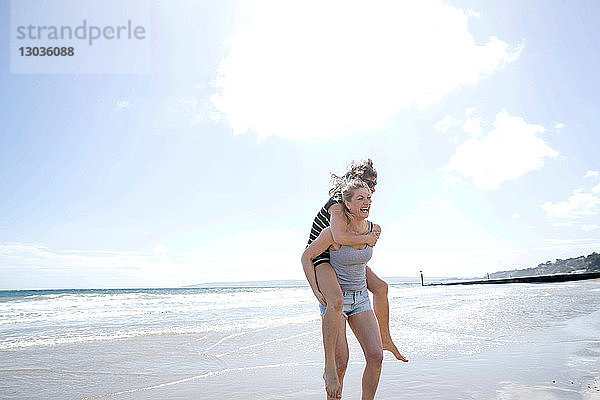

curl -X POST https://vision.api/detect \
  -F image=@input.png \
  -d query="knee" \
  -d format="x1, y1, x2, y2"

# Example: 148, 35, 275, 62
365, 349, 383, 366
370, 280, 388, 296
326, 293, 344, 312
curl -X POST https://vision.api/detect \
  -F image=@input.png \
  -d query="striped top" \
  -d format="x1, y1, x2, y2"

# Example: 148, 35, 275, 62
306, 194, 342, 266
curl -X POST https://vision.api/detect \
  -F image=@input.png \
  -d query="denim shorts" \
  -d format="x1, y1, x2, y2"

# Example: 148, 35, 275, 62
320, 288, 372, 319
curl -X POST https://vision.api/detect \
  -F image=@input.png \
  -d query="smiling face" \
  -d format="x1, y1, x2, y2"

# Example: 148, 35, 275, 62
344, 186, 372, 219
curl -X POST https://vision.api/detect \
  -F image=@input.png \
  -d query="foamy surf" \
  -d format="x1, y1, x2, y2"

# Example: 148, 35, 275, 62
1, 281, 599, 399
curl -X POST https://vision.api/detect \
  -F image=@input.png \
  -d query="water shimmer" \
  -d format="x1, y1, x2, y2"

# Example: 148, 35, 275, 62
1, 281, 599, 399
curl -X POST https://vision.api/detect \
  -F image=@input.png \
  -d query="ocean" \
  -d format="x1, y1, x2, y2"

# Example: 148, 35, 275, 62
1, 280, 599, 399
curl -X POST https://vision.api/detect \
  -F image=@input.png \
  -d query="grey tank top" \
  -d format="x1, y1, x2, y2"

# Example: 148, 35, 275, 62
329, 221, 373, 291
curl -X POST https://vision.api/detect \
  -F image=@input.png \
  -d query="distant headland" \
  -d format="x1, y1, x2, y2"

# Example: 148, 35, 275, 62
488, 252, 600, 279
423, 252, 600, 286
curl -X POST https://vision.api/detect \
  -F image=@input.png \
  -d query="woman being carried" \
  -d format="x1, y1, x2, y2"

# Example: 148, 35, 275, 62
302, 178, 395, 400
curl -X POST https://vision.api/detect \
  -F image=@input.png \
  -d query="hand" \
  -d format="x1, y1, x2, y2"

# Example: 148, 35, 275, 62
365, 231, 379, 247
373, 224, 381, 235
313, 290, 327, 307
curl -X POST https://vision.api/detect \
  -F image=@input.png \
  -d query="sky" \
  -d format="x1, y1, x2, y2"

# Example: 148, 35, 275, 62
1, 0, 600, 289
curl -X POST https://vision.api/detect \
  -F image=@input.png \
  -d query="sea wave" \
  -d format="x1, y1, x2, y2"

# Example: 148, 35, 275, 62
0, 313, 319, 350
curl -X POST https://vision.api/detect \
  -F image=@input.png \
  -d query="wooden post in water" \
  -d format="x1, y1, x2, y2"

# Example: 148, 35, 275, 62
420, 270, 424, 286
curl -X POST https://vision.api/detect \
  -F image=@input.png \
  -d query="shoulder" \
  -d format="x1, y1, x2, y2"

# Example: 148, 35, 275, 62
326, 194, 343, 214
328, 202, 344, 214
316, 228, 337, 250
319, 228, 341, 249
320, 226, 333, 240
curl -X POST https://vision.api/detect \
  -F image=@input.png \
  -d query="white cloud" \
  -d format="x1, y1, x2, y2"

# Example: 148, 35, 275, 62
0, 243, 180, 288
511, 213, 520, 219
212, 0, 521, 142
155, 96, 218, 135
178, 97, 213, 126
370, 198, 600, 277
543, 238, 596, 244
463, 116, 482, 137
465, 9, 480, 18
593, 183, 600, 194
555, 122, 565, 129
552, 222, 576, 228
444, 174, 466, 188
584, 170, 599, 179
434, 115, 458, 133
552, 221, 599, 231
0, 227, 308, 288
115, 100, 130, 110
445, 110, 558, 190
152, 244, 169, 260
541, 192, 600, 219
374, 197, 512, 277
176, 228, 306, 283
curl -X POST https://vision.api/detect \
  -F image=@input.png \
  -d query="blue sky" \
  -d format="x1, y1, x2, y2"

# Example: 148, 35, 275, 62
1, 0, 600, 289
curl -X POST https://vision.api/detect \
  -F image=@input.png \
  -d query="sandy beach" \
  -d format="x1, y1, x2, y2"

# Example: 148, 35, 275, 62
1, 281, 599, 399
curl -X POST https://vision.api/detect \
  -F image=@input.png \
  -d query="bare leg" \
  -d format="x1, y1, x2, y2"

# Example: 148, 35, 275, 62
327, 316, 348, 400
366, 266, 408, 362
316, 263, 344, 399
348, 310, 384, 400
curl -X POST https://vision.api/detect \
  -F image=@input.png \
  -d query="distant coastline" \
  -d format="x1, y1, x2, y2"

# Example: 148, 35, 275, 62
4, 253, 598, 291
188, 253, 600, 289
487, 252, 600, 279
184, 276, 423, 289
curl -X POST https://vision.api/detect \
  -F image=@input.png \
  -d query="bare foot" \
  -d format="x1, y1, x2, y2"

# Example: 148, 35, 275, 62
382, 338, 408, 362
323, 370, 342, 398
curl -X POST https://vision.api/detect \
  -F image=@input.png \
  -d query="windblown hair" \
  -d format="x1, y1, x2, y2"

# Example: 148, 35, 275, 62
329, 158, 377, 197
338, 178, 370, 222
